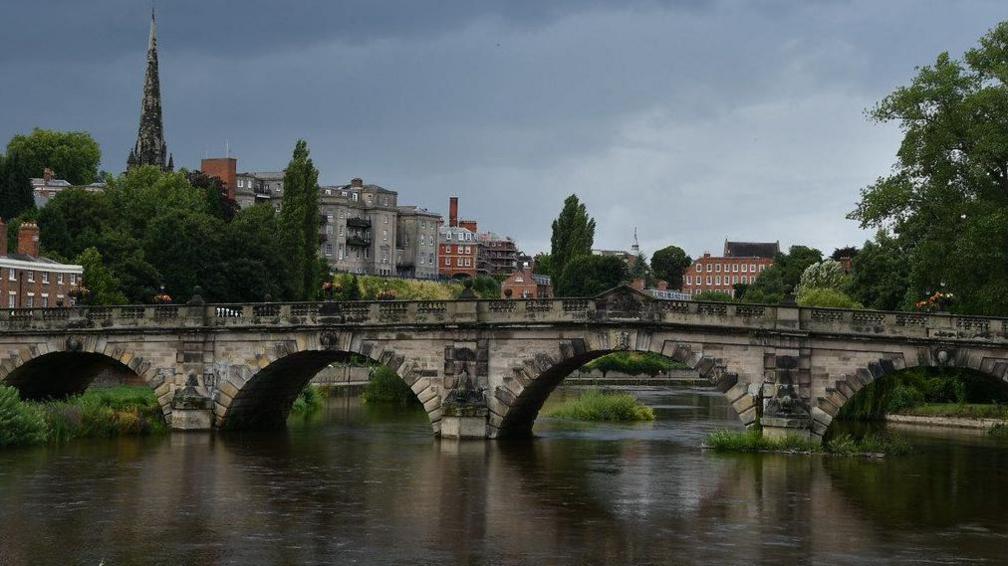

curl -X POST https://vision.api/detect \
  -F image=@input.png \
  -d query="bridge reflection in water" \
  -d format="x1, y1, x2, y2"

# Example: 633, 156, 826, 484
0, 390, 1005, 564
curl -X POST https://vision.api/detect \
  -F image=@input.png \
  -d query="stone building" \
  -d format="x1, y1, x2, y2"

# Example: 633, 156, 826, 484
235, 171, 284, 210
396, 206, 441, 279
319, 178, 399, 276
0, 220, 83, 308
126, 9, 172, 172
681, 240, 779, 297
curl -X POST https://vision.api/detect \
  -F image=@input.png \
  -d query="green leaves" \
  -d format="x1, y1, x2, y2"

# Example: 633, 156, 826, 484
0, 129, 102, 220
550, 194, 595, 278
279, 139, 322, 300
650, 245, 691, 289
555, 254, 627, 297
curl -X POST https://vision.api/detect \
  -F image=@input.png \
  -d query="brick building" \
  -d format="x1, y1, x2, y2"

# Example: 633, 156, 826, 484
500, 269, 552, 299
0, 220, 83, 308
681, 240, 778, 297
200, 157, 238, 201
477, 232, 518, 276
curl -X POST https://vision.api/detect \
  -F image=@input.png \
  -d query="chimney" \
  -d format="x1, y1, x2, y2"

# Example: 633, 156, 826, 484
43, 167, 54, 186
0, 218, 6, 257
449, 196, 459, 227
17, 222, 40, 257
350, 177, 364, 188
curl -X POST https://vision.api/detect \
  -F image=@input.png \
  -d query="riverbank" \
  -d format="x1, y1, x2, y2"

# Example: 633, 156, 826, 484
0, 385, 166, 448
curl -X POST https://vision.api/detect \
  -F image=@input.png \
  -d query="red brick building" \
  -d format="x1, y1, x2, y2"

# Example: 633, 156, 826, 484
200, 157, 238, 201
438, 197, 480, 279
681, 241, 778, 297
500, 269, 552, 299
0, 220, 84, 308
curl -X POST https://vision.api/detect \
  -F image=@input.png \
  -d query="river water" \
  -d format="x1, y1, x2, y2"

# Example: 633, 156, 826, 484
1, 388, 1007, 565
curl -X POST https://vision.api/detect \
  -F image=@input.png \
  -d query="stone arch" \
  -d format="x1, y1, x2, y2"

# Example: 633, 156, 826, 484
489, 332, 755, 438
216, 332, 435, 432
811, 346, 1008, 439
0, 336, 173, 419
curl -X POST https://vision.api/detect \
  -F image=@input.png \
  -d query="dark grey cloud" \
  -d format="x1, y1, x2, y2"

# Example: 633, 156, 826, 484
2, 1, 1006, 258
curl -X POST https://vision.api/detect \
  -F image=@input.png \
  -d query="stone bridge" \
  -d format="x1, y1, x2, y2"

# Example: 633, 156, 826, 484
2, 286, 1008, 441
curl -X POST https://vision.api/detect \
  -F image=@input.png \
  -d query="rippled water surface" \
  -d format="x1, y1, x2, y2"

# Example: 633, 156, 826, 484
2, 388, 1008, 565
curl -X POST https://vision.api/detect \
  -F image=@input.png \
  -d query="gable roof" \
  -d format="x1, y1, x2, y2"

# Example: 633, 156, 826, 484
723, 240, 779, 259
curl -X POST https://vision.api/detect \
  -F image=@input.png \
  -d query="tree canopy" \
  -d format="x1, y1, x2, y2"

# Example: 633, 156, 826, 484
279, 140, 322, 300
1, 129, 101, 220
849, 22, 1008, 315
740, 246, 822, 304
651, 245, 692, 289
550, 194, 595, 278
555, 254, 627, 297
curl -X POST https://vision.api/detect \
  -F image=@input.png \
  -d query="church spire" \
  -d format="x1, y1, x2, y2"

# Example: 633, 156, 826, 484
128, 8, 169, 171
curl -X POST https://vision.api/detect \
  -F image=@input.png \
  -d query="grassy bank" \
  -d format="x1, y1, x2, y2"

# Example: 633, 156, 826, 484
896, 403, 1008, 420
545, 389, 655, 422
582, 352, 689, 377
838, 367, 1008, 421
703, 429, 911, 456
362, 366, 421, 406
0, 385, 167, 448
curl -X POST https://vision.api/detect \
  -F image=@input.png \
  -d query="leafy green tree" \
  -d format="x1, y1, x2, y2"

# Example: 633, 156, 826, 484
187, 169, 238, 222
651, 245, 692, 289
1, 129, 101, 220
75, 247, 127, 305
144, 209, 224, 302
279, 140, 321, 299
797, 288, 863, 309
743, 246, 823, 304
847, 231, 911, 311
555, 254, 627, 297
533, 253, 554, 277
550, 195, 596, 277
38, 188, 116, 260
849, 22, 1008, 315
798, 260, 847, 294
471, 275, 501, 299
628, 252, 651, 282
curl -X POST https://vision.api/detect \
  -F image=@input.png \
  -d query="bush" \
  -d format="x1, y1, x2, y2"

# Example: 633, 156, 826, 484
886, 384, 924, 413
546, 389, 655, 422
704, 429, 818, 453
583, 352, 687, 377
362, 366, 421, 406
693, 291, 734, 302
796, 287, 863, 309
290, 385, 324, 415
0, 385, 47, 447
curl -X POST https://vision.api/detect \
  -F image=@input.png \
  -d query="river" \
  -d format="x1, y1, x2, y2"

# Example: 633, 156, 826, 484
1, 388, 1007, 565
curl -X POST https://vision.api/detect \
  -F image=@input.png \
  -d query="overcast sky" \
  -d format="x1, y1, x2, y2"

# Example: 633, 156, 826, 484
2, 1, 1005, 257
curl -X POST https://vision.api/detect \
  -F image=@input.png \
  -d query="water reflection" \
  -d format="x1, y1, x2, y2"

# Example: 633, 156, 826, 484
1, 389, 1007, 564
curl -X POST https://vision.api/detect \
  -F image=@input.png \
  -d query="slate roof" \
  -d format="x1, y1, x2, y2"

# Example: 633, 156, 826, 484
723, 241, 779, 259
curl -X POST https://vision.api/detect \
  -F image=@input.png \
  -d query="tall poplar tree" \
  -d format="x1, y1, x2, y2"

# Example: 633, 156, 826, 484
279, 140, 321, 300
549, 194, 596, 277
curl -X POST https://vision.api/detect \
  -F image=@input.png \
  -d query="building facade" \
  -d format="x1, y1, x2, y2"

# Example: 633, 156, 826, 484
500, 269, 552, 299
0, 220, 83, 308
681, 240, 779, 297
317, 178, 400, 276
478, 233, 518, 276
396, 206, 441, 279
200, 157, 237, 201
235, 171, 284, 210
438, 225, 479, 279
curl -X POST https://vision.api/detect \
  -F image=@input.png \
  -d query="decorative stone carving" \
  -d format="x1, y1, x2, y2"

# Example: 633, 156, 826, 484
65, 336, 82, 352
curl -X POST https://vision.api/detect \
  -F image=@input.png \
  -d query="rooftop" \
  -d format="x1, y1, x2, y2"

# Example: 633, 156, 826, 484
723, 240, 780, 259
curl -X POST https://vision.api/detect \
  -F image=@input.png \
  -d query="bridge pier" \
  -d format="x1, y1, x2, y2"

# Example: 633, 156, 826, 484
440, 405, 489, 439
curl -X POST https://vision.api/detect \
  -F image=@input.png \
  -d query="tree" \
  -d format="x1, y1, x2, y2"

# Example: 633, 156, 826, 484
550, 195, 595, 277
555, 255, 627, 297
75, 247, 127, 305
849, 22, 1008, 315
847, 231, 911, 311
187, 169, 238, 222
279, 140, 321, 300
1, 129, 101, 220
797, 288, 863, 309
798, 260, 847, 294
533, 253, 554, 277
742, 246, 823, 304
651, 245, 692, 289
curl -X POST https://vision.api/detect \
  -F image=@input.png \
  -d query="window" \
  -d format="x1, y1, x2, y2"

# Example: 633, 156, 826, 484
7, 269, 13, 281
732, 264, 738, 272
446, 232, 452, 240
706, 276, 712, 285
41, 294, 48, 308
70, 274, 76, 285
383, 230, 388, 242
57, 273, 64, 284
741, 264, 748, 273
445, 258, 450, 266
384, 216, 389, 224
325, 244, 333, 256
759, 265, 765, 272
715, 276, 721, 285
26, 294, 33, 308
751, 264, 757, 271
706, 264, 712, 273
27, 271, 34, 283
685, 275, 691, 285
695, 264, 702, 272
42, 272, 49, 284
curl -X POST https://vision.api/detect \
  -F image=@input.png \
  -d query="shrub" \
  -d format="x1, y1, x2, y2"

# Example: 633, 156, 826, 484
0, 385, 47, 447
886, 384, 924, 413
796, 287, 863, 309
583, 352, 687, 377
546, 389, 655, 422
290, 385, 324, 415
363, 366, 421, 406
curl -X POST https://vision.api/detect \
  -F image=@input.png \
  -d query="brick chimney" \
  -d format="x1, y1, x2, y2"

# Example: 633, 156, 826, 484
17, 222, 39, 257
0, 218, 6, 257
350, 177, 364, 188
449, 196, 459, 227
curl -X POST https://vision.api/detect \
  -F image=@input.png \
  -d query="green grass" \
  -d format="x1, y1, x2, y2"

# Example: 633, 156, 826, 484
896, 403, 1008, 420
582, 352, 689, 377
0, 384, 167, 447
703, 429, 910, 456
545, 389, 655, 422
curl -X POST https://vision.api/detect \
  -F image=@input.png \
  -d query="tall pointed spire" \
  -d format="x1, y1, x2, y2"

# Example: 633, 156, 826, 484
128, 7, 170, 171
